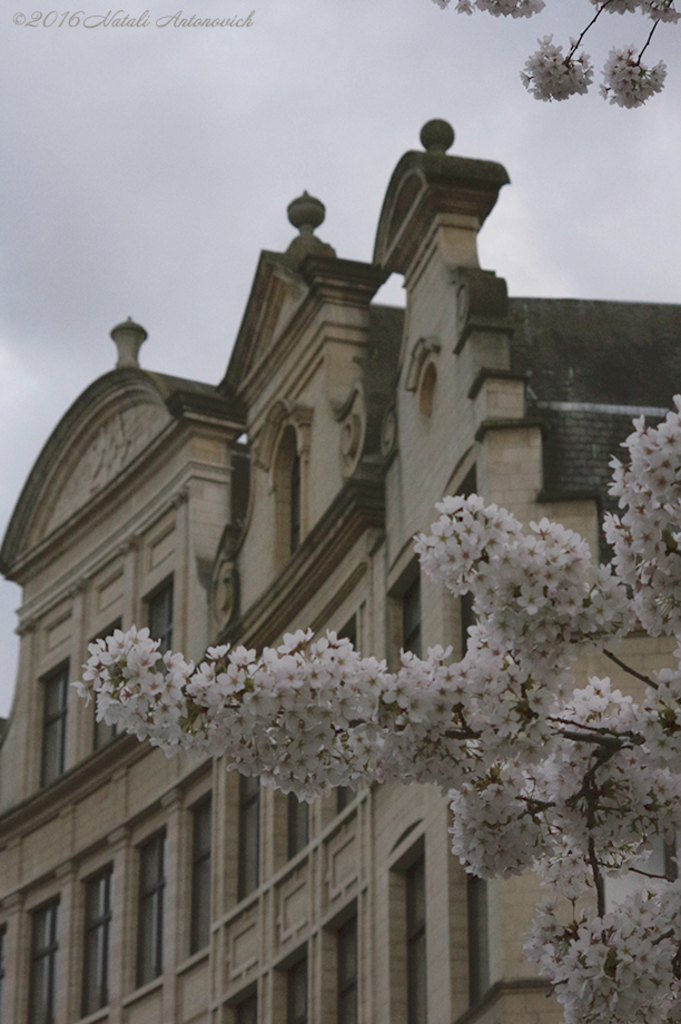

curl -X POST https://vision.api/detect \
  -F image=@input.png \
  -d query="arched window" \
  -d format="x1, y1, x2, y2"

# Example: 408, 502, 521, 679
290, 451, 301, 554
274, 425, 302, 565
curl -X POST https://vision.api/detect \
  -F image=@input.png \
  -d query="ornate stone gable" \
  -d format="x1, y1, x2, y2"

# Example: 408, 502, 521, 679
47, 400, 171, 532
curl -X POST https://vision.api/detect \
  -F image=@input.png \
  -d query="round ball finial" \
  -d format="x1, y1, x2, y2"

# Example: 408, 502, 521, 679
420, 119, 455, 154
110, 316, 147, 369
287, 191, 326, 235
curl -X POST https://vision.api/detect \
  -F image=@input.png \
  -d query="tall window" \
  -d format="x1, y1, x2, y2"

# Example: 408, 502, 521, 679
238, 775, 260, 900
287, 955, 308, 1024
82, 866, 112, 1016
147, 579, 173, 654
287, 793, 309, 860
274, 426, 301, 564
406, 856, 427, 1024
0, 923, 6, 1024
41, 665, 69, 787
290, 452, 301, 554
467, 875, 489, 1007
337, 917, 358, 1024
137, 831, 166, 987
93, 619, 121, 749
402, 578, 422, 658
336, 616, 357, 813
235, 992, 258, 1024
458, 466, 477, 653
28, 899, 59, 1024
191, 796, 212, 953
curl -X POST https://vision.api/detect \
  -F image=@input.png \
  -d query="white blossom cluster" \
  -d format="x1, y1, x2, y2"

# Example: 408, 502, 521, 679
430, 0, 678, 105
77, 398, 681, 1022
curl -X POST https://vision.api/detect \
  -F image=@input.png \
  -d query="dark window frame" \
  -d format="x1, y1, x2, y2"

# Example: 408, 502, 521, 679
286, 954, 308, 1024
406, 855, 427, 1024
467, 875, 489, 1007
136, 830, 166, 988
146, 577, 174, 655
290, 451, 301, 554
0, 922, 7, 1024
92, 618, 122, 750
287, 793, 309, 860
28, 898, 59, 1024
235, 991, 258, 1024
402, 576, 422, 659
337, 917, 358, 1024
82, 864, 113, 1016
238, 775, 260, 901
190, 795, 212, 954
40, 663, 69, 788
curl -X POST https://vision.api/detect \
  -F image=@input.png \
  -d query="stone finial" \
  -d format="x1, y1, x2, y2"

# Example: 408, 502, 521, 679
110, 317, 147, 369
285, 191, 336, 267
287, 191, 326, 235
420, 119, 455, 154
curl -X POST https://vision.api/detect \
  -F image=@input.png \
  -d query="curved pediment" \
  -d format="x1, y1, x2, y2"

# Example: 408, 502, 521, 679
0, 369, 173, 578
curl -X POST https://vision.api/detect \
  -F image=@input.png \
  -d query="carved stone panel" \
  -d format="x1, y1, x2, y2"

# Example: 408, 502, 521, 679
48, 401, 171, 532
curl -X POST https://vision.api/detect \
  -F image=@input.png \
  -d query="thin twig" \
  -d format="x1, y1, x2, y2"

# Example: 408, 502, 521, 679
604, 649, 658, 690
567, 0, 615, 61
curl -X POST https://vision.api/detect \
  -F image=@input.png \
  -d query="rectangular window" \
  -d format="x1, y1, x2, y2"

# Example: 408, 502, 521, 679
235, 992, 258, 1024
337, 918, 358, 1024
137, 831, 165, 987
238, 775, 260, 900
335, 616, 357, 814
82, 866, 112, 1016
287, 956, 307, 1024
93, 619, 121, 749
402, 578, 422, 658
28, 899, 59, 1024
147, 579, 173, 654
287, 793, 309, 860
336, 786, 353, 814
467, 875, 489, 1007
191, 796, 212, 954
406, 856, 427, 1024
458, 467, 477, 654
41, 665, 69, 787
0, 923, 6, 1024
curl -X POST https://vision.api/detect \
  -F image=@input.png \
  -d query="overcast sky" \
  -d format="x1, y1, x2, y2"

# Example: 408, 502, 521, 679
0, 0, 680, 716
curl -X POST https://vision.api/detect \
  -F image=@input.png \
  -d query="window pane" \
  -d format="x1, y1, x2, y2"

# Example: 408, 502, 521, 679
238, 775, 260, 899
290, 453, 301, 554
287, 793, 309, 859
402, 578, 422, 658
41, 668, 68, 787
337, 918, 358, 1024
0, 925, 7, 1024
287, 958, 307, 1024
29, 901, 59, 1024
137, 833, 165, 986
191, 797, 212, 953
236, 993, 258, 1024
82, 867, 112, 1015
467, 875, 489, 1007
147, 581, 173, 654
93, 620, 121, 749
406, 857, 427, 1024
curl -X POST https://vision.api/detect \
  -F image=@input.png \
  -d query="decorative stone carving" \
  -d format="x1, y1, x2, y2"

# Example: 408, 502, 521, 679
338, 388, 366, 477
48, 401, 170, 532
210, 524, 241, 635
380, 406, 397, 461
405, 337, 441, 393
452, 267, 510, 354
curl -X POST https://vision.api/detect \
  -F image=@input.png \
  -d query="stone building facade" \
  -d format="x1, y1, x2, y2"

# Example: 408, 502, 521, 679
1, 119, 681, 1024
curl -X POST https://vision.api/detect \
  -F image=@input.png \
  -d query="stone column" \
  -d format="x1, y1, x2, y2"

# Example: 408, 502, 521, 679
161, 788, 183, 1022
